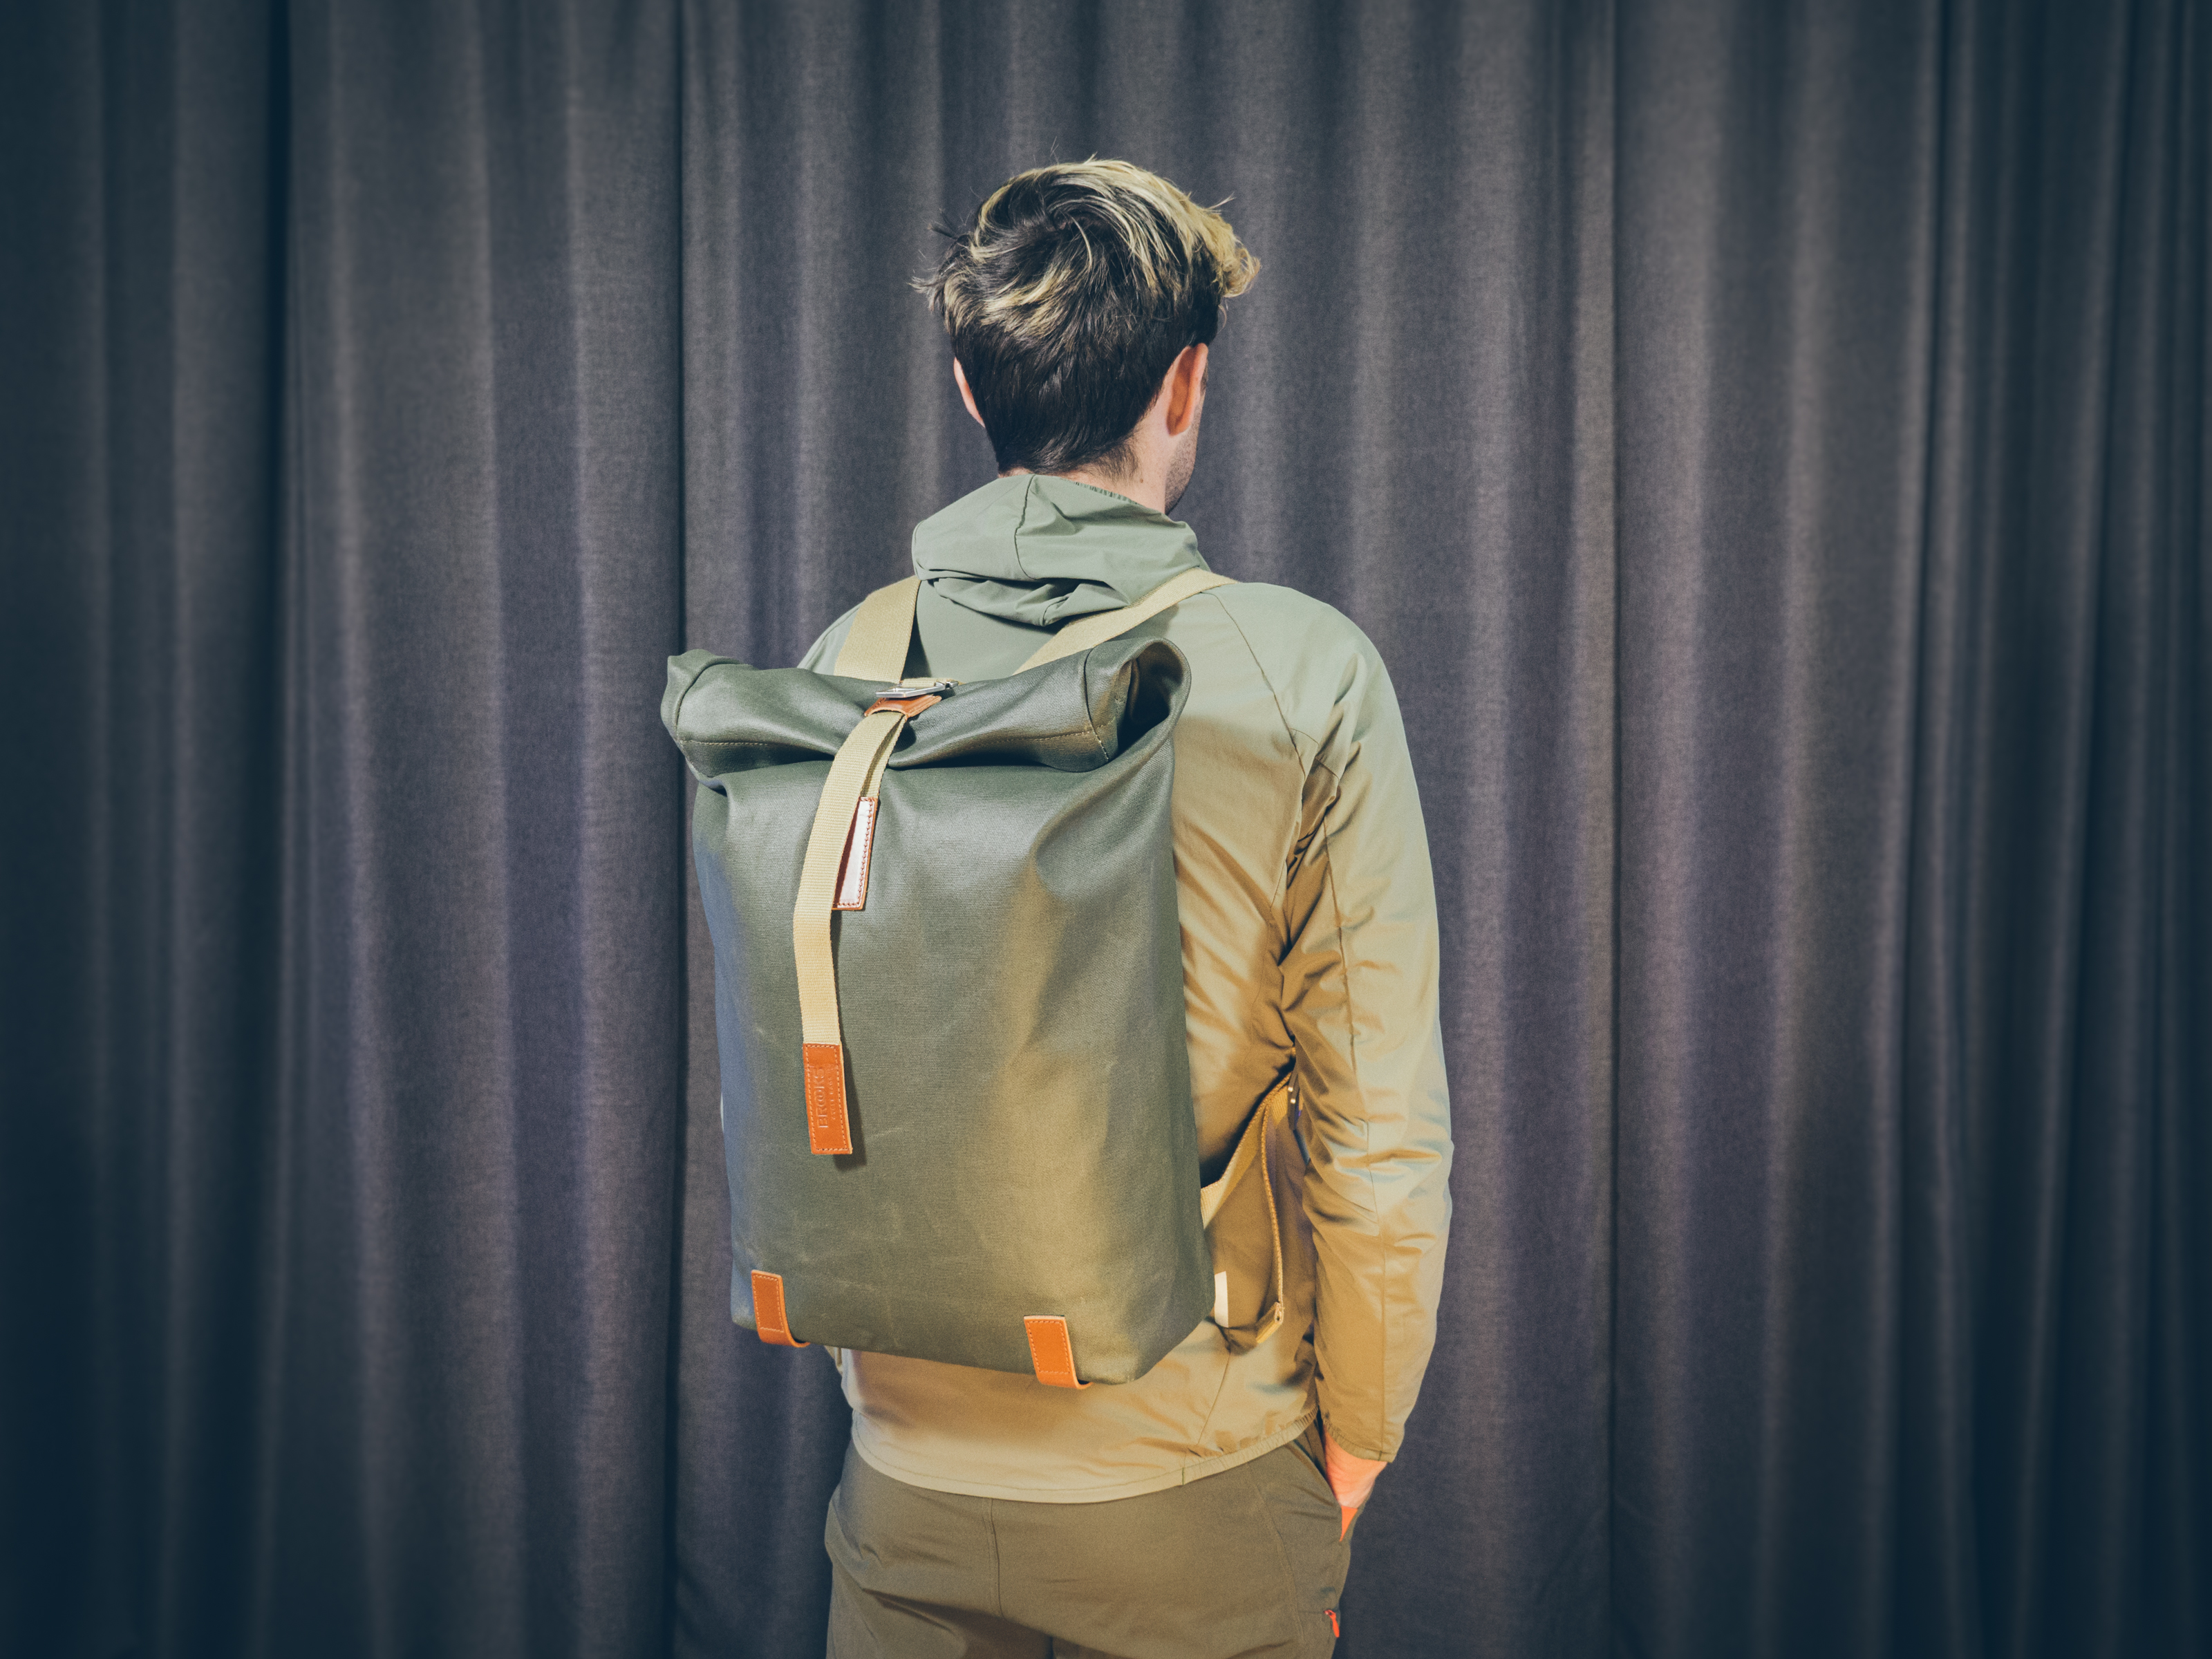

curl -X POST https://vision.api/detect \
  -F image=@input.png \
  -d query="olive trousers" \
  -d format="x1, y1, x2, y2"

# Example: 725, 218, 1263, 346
824, 1427, 1351, 1658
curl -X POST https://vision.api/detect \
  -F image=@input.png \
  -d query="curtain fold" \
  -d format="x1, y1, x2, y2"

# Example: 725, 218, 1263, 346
1612, 0, 1947, 1651
1, 3, 2203, 1657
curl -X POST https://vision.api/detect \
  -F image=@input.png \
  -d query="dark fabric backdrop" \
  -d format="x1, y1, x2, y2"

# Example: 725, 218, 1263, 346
3, 2, 2206, 1656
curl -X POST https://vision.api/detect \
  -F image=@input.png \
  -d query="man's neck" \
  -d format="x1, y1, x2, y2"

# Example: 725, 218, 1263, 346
999, 466, 1163, 515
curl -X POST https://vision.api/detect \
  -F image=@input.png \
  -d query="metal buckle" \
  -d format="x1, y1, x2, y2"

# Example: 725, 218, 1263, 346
874, 680, 956, 700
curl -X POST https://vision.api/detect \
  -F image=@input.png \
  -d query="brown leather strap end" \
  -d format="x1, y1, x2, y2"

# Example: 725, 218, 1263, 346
862, 692, 939, 719
750, 1270, 807, 1347
803, 1042, 852, 1154
833, 796, 878, 911
1024, 1315, 1089, 1389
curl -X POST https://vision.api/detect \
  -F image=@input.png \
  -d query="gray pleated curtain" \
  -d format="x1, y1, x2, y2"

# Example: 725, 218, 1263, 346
2, 2, 2205, 1656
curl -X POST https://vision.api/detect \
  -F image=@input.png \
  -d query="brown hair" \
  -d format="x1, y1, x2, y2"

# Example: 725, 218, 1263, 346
918, 160, 1259, 477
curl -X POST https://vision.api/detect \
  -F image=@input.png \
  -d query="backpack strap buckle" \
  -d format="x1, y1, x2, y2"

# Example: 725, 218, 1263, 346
863, 681, 953, 718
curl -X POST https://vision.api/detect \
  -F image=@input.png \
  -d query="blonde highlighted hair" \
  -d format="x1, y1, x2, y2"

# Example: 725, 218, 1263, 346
919, 160, 1259, 476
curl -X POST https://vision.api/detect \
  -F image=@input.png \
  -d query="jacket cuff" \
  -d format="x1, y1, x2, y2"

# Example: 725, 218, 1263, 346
1318, 1411, 1394, 1465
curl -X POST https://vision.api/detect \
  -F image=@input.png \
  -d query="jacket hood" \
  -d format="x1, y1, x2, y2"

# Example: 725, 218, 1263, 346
910, 474, 1210, 628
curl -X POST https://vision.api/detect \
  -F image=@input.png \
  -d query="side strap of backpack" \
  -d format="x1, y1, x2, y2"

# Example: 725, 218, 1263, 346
1199, 1072, 1292, 1351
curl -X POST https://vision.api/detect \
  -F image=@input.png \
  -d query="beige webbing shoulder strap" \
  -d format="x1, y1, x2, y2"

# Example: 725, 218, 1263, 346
1016, 565, 1233, 671
832, 565, 1231, 679
831, 576, 922, 681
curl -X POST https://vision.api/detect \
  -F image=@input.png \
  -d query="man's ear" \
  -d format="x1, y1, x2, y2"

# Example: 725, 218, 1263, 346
1163, 344, 1208, 438
952, 359, 986, 428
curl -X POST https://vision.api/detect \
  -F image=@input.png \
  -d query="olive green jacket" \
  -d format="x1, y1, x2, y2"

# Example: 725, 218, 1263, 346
797, 474, 1452, 1500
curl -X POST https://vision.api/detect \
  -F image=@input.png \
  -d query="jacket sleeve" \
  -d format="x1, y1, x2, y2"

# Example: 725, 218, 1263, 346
1277, 635, 1453, 1463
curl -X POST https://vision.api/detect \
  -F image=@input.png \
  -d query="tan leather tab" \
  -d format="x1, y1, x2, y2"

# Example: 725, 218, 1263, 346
863, 692, 939, 719
1024, 1315, 1090, 1389
834, 796, 878, 910
750, 1270, 807, 1347
803, 1042, 852, 1154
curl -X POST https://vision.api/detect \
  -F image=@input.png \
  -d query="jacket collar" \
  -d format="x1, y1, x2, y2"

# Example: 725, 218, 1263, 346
910, 474, 1210, 628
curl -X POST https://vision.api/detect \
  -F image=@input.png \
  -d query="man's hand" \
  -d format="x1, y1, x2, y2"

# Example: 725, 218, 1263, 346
1322, 1430, 1388, 1539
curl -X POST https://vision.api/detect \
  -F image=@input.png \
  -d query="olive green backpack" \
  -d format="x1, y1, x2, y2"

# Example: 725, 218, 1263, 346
663, 568, 1287, 1388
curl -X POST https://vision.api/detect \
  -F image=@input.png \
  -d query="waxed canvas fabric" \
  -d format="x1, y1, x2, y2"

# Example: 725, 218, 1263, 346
662, 632, 1214, 1383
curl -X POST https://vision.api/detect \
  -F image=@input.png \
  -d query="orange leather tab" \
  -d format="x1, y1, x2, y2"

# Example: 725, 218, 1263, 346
1024, 1315, 1089, 1389
863, 692, 940, 719
833, 796, 878, 911
750, 1270, 807, 1347
803, 1043, 852, 1154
